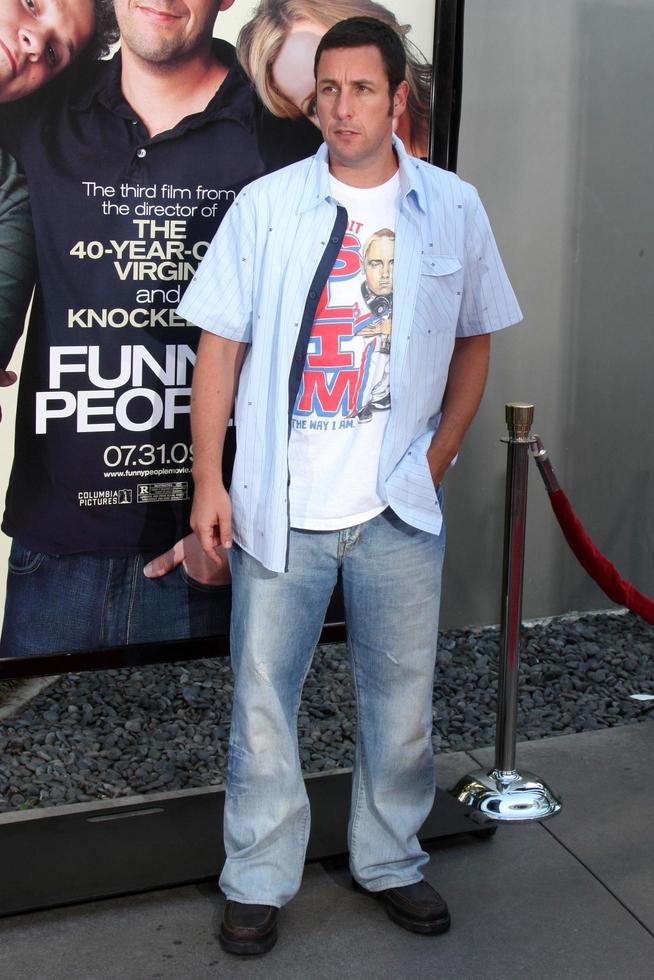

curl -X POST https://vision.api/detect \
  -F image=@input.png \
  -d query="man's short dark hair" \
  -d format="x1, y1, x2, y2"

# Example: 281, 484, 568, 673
314, 16, 407, 94
85, 0, 120, 61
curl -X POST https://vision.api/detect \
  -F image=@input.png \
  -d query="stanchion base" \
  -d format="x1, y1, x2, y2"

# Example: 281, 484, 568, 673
452, 768, 562, 822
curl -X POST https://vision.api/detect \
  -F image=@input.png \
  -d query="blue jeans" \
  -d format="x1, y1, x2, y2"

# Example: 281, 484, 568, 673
0, 539, 230, 657
220, 506, 445, 907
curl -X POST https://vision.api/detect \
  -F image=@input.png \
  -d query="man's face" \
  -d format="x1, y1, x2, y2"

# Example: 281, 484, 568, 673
113, 0, 232, 65
364, 236, 394, 296
0, 0, 95, 103
315, 44, 407, 173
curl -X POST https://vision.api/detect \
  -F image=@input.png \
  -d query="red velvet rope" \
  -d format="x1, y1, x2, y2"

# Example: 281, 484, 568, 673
549, 488, 654, 625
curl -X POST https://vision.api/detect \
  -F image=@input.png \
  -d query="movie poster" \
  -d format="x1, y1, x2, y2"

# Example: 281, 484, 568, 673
0, 1, 436, 661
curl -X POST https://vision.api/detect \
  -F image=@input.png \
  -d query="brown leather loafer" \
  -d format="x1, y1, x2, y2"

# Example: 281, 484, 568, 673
219, 901, 278, 955
353, 878, 451, 935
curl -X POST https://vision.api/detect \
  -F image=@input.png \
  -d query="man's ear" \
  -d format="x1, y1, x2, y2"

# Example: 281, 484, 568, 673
219, 0, 236, 11
392, 79, 410, 121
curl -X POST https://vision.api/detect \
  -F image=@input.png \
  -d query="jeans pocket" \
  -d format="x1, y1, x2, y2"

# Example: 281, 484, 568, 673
7, 540, 47, 575
179, 562, 232, 593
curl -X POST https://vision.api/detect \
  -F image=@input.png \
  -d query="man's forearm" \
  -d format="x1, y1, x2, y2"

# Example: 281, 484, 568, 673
191, 331, 248, 487
427, 333, 491, 486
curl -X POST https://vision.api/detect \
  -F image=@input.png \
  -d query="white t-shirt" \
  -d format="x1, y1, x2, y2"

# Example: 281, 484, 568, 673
288, 171, 400, 530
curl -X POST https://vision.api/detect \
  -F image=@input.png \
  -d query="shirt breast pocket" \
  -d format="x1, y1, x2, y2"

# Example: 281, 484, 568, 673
413, 254, 463, 335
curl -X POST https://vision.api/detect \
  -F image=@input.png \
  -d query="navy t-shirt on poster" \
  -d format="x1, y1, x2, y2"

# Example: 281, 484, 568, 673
0, 41, 320, 557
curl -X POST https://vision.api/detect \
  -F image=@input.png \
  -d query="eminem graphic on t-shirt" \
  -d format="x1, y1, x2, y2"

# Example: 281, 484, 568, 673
355, 228, 394, 422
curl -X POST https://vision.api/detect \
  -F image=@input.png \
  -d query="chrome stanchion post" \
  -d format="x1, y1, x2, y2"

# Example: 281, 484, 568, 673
495, 403, 532, 775
452, 404, 562, 821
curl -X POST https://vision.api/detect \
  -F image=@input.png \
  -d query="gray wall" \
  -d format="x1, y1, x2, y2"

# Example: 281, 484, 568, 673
441, 0, 654, 627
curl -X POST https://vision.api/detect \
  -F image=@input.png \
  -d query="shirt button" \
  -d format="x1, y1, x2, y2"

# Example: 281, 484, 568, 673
309, 290, 316, 300
331, 236, 339, 244
136, 148, 146, 158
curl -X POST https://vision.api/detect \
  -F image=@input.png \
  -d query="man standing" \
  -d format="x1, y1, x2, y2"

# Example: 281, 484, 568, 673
0, 0, 318, 656
181, 16, 522, 956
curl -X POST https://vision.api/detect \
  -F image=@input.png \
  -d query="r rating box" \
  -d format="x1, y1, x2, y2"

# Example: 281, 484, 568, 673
137, 482, 188, 503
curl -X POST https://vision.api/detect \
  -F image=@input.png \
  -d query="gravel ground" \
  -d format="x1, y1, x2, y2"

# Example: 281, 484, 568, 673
0, 611, 652, 813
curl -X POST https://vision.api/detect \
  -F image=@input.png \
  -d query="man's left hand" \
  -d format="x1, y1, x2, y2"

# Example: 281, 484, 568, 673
143, 532, 232, 585
426, 334, 492, 488
426, 445, 450, 490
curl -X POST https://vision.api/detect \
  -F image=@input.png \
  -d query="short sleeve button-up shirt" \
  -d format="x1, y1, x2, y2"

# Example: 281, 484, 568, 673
179, 137, 522, 572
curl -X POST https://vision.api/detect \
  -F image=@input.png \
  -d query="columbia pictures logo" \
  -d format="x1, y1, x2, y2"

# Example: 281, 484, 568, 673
78, 489, 133, 507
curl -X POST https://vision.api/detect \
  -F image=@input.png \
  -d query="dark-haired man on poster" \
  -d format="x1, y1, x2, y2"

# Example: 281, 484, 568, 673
183, 15, 522, 956
0, 0, 319, 657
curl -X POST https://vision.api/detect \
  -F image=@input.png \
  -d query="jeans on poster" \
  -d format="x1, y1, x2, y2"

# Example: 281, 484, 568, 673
220, 504, 445, 908
0, 538, 230, 657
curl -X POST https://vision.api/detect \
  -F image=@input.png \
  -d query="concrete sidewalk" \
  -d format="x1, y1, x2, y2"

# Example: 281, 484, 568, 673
1, 721, 652, 980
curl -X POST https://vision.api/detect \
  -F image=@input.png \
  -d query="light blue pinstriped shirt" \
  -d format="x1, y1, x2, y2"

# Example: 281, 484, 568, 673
178, 136, 522, 573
